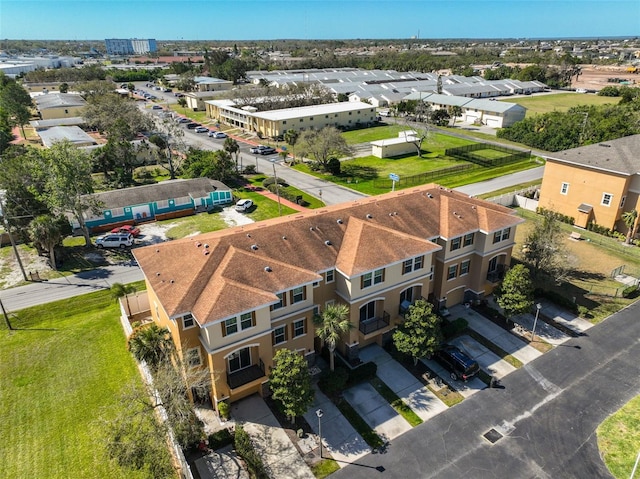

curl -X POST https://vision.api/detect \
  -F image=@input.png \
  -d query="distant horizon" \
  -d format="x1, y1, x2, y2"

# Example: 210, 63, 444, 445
2, 1, 638, 41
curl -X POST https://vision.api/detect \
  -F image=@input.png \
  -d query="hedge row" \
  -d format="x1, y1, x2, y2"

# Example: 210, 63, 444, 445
234, 425, 269, 479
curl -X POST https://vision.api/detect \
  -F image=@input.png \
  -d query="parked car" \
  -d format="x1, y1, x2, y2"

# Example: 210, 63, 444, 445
152, 105, 163, 110
110, 225, 141, 237
235, 199, 253, 212
195, 126, 209, 133
186, 123, 201, 129
249, 145, 276, 155
208, 131, 227, 139
95, 233, 134, 249
176, 117, 191, 124
174, 92, 184, 97
434, 345, 480, 381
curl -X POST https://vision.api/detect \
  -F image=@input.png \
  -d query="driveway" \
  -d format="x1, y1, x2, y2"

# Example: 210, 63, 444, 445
449, 335, 516, 379
331, 299, 640, 479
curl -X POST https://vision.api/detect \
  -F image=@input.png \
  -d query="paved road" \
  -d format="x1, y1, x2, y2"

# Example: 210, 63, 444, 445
0, 264, 144, 312
332, 301, 640, 479
455, 166, 544, 197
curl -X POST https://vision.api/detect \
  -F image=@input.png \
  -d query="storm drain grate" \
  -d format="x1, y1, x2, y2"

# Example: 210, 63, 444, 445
483, 428, 503, 444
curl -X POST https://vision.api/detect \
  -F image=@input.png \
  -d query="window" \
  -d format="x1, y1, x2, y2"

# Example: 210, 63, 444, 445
228, 347, 251, 373
374, 268, 385, 285
488, 256, 498, 273
460, 260, 471, 276
362, 272, 372, 288
621, 196, 627, 208
359, 302, 376, 322
326, 269, 335, 283
602, 193, 613, 206
309, 117, 314, 120
403, 256, 424, 274
313, 281, 320, 288
493, 228, 511, 244
273, 325, 286, 345
223, 317, 238, 336
240, 312, 254, 330
293, 319, 306, 338
291, 286, 305, 304
400, 287, 414, 305
447, 264, 458, 280
402, 259, 413, 275
182, 313, 195, 329
414, 255, 424, 270
561, 182, 569, 195
450, 237, 462, 251
463, 233, 475, 247
186, 348, 202, 367
313, 305, 320, 316
282, 120, 287, 125
271, 292, 285, 311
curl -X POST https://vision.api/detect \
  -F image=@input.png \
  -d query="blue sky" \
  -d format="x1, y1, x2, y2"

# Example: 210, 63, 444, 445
1, 0, 638, 41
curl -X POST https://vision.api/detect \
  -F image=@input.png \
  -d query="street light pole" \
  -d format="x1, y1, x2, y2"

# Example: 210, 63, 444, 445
532, 303, 542, 342
316, 409, 324, 458
271, 160, 282, 217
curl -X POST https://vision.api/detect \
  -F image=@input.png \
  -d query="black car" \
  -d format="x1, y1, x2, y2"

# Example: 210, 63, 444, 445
434, 345, 480, 381
186, 123, 201, 129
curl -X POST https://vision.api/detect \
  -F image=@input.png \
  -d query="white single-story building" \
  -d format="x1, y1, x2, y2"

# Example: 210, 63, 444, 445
371, 131, 418, 158
38, 126, 97, 148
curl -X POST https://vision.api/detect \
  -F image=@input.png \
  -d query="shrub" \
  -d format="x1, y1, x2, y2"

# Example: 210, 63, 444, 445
217, 401, 230, 420
622, 285, 638, 298
327, 157, 341, 175
243, 164, 256, 174
318, 367, 349, 396
262, 176, 287, 188
577, 305, 590, 318
234, 425, 268, 479
535, 207, 575, 225
533, 288, 579, 313
442, 318, 469, 339
208, 428, 233, 450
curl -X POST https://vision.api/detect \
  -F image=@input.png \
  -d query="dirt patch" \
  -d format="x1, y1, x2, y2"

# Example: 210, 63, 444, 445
571, 65, 638, 91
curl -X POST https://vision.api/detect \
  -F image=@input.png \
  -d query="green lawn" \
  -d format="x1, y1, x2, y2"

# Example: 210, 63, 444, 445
500, 93, 618, 117
0, 288, 161, 479
341, 124, 415, 144
246, 175, 325, 209
598, 394, 640, 479
168, 105, 210, 124
234, 187, 299, 221
370, 377, 423, 427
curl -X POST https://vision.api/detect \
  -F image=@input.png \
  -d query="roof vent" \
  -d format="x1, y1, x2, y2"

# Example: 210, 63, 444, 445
337, 219, 343, 224
247, 233, 251, 237
195, 242, 201, 247
204, 250, 210, 255
156, 272, 161, 276
366, 214, 373, 219
251, 244, 258, 250
282, 236, 287, 240
203, 243, 209, 249
310, 226, 315, 231
170, 279, 175, 284
156, 249, 160, 253
325, 240, 332, 246
393, 211, 397, 216
427, 193, 433, 198
264, 266, 272, 272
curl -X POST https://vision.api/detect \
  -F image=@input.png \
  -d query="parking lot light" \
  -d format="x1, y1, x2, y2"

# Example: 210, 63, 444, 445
532, 303, 542, 342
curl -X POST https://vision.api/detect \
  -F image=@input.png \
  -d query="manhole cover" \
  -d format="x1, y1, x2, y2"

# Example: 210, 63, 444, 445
483, 428, 503, 444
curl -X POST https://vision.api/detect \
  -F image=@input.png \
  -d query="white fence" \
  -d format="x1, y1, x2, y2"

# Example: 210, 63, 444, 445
485, 185, 540, 211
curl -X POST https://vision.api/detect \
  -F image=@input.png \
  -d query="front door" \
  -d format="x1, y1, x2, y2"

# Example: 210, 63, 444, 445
228, 347, 251, 373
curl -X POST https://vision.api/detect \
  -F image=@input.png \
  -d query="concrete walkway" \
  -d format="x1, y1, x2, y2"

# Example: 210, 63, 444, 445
195, 444, 250, 479
449, 335, 517, 379
538, 299, 593, 335
232, 395, 315, 479
342, 382, 412, 442
359, 345, 447, 422
448, 304, 542, 364
303, 385, 371, 466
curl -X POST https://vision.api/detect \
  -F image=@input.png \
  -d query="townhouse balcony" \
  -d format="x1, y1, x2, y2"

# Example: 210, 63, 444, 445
486, 269, 505, 283
227, 359, 265, 390
359, 311, 390, 335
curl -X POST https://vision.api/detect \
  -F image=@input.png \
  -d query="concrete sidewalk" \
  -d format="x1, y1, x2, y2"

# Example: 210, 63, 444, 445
359, 345, 447, 422
448, 305, 542, 364
232, 395, 315, 479
538, 299, 593, 334
303, 385, 371, 466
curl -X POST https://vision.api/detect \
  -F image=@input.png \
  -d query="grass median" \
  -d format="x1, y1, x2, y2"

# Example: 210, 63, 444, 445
369, 377, 423, 427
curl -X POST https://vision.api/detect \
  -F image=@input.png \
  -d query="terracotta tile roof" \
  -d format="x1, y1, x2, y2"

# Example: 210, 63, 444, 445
133, 183, 522, 322
336, 218, 441, 277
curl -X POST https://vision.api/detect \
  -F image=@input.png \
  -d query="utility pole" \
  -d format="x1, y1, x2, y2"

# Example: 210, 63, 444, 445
0, 297, 13, 330
0, 191, 28, 282
271, 160, 282, 217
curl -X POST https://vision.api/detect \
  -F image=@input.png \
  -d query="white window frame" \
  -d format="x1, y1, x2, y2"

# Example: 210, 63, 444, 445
602, 193, 613, 207
560, 182, 569, 195
292, 286, 305, 304
273, 325, 286, 345
272, 292, 285, 311
182, 313, 195, 330
362, 272, 373, 288
240, 312, 253, 330
463, 233, 475, 247
326, 269, 335, 283
373, 268, 384, 285
460, 260, 471, 276
450, 237, 462, 251
186, 347, 202, 367
447, 264, 458, 280
293, 318, 306, 338
224, 317, 238, 335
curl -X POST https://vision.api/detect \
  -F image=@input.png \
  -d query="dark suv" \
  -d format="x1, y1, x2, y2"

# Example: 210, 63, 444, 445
434, 345, 480, 381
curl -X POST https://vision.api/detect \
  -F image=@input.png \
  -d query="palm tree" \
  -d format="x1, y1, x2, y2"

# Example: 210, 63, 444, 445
223, 137, 240, 172
111, 282, 137, 317
315, 304, 352, 371
622, 209, 638, 245
28, 214, 64, 271
127, 323, 174, 370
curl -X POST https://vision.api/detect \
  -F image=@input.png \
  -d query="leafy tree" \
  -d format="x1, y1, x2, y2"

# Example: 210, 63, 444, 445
0, 73, 33, 139
269, 349, 314, 423
127, 323, 174, 370
59, 82, 69, 93
495, 264, 534, 319
183, 149, 236, 182
223, 137, 240, 171
284, 129, 299, 161
430, 109, 450, 126
393, 299, 442, 365
314, 303, 352, 371
622, 209, 638, 245
82, 93, 151, 139
111, 282, 137, 317
27, 214, 68, 270
522, 210, 568, 280
0, 115, 14, 155
38, 141, 101, 247
296, 126, 352, 171
449, 105, 463, 126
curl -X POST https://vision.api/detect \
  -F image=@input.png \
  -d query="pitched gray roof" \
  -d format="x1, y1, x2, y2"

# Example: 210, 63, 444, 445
88, 178, 231, 209
545, 134, 640, 175
34, 93, 86, 110
38, 126, 96, 147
